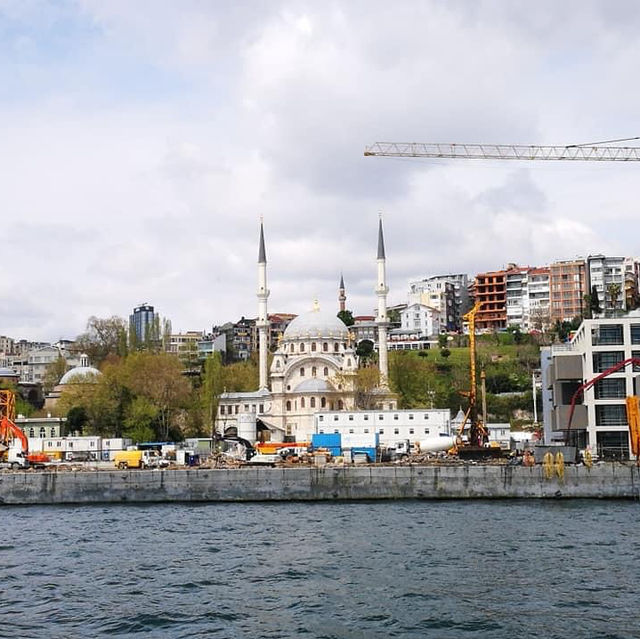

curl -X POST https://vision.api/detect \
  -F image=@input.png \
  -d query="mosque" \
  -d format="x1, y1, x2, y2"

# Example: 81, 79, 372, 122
217, 220, 397, 443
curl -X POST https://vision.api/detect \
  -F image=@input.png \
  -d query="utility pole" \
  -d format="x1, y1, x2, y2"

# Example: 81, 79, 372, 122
480, 370, 487, 426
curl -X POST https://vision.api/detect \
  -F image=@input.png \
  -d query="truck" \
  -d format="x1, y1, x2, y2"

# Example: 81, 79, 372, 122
113, 450, 161, 469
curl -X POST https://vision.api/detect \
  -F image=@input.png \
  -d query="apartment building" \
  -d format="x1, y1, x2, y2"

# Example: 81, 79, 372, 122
473, 269, 507, 331
549, 259, 586, 323
399, 303, 441, 337
408, 274, 468, 330
542, 311, 640, 460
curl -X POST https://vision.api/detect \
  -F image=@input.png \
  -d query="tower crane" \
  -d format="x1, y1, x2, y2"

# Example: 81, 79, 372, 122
364, 138, 640, 161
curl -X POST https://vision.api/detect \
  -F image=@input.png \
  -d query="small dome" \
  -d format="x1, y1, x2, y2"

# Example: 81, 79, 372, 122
294, 378, 335, 392
284, 307, 348, 340
59, 366, 101, 385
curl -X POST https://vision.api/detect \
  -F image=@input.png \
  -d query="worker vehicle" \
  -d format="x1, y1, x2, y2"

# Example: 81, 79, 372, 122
113, 449, 161, 469
0, 390, 49, 469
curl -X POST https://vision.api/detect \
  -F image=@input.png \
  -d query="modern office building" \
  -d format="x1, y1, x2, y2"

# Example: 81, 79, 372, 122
542, 311, 640, 460
129, 304, 156, 343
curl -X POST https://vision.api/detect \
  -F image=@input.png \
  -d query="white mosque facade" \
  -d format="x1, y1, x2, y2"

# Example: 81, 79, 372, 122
217, 220, 397, 443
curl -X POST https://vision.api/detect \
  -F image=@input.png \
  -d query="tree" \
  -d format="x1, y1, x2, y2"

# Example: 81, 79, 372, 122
608, 283, 621, 314
201, 352, 225, 435
387, 308, 401, 326
440, 347, 451, 359
583, 293, 593, 319
337, 309, 354, 326
123, 397, 158, 443
66, 406, 88, 434
590, 285, 602, 317
355, 339, 374, 361
438, 334, 448, 348
42, 356, 69, 393
75, 316, 128, 365
123, 352, 191, 440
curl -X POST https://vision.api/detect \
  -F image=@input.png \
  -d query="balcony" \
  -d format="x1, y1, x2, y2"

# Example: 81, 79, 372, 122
553, 404, 588, 430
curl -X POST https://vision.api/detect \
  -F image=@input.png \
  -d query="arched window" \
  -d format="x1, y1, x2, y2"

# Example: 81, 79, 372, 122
310, 397, 316, 408
286, 400, 291, 411
301, 397, 305, 408
338, 400, 344, 410
300, 367, 305, 377
312, 342, 317, 352
50, 428, 55, 437
334, 343, 339, 352
300, 343, 305, 352
323, 342, 328, 352
29, 428, 34, 437
39, 427, 46, 438
312, 366, 317, 377
323, 367, 329, 376
321, 397, 326, 408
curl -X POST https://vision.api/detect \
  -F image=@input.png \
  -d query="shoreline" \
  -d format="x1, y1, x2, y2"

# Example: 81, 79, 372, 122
1, 463, 639, 504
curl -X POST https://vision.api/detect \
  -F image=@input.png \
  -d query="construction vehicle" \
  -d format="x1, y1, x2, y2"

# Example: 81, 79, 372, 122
113, 449, 161, 469
0, 389, 49, 469
564, 357, 640, 461
452, 303, 502, 460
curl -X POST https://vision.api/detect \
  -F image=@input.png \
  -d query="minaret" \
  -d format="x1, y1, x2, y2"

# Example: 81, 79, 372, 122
339, 273, 346, 312
376, 217, 389, 387
257, 221, 270, 390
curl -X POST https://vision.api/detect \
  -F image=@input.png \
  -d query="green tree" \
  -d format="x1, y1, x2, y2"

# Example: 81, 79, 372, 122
123, 397, 158, 443
42, 356, 69, 393
608, 283, 621, 314
201, 352, 225, 435
337, 310, 354, 326
440, 347, 451, 359
66, 406, 88, 434
438, 334, 448, 348
590, 285, 602, 316
355, 339, 375, 361
75, 316, 128, 365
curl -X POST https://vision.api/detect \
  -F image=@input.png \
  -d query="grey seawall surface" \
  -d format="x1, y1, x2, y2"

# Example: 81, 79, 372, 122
1, 464, 639, 505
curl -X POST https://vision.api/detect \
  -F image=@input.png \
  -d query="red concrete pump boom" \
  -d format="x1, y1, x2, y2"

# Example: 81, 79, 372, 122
564, 357, 640, 444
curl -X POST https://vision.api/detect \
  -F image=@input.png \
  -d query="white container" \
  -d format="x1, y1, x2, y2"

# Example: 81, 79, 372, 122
237, 414, 257, 442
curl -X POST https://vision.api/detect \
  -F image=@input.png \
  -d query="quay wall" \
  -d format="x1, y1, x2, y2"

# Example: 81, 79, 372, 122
1, 463, 639, 505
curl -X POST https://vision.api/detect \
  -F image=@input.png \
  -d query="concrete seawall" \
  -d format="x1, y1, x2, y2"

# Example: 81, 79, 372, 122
1, 463, 639, 505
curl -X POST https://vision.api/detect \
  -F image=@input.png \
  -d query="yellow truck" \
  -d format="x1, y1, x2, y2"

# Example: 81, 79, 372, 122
113, 450, 160, 469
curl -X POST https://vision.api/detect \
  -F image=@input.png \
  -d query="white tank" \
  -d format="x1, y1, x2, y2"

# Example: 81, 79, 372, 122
417, 436, 455, 453
237, 414, 257, 442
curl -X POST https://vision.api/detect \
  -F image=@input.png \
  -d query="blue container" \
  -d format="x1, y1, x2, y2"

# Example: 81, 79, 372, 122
350, 447, 377, 462
312, 433, 341, 450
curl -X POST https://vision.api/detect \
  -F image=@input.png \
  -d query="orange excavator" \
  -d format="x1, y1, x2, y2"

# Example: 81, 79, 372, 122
0, 389, 49, 469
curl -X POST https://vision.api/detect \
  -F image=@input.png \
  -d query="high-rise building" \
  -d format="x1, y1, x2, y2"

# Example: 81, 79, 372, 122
549, 259, 586, 323
408, 274, 469, 330
473, 269, 507, 331
129, 304, 156, 343
587, 255, 626, 314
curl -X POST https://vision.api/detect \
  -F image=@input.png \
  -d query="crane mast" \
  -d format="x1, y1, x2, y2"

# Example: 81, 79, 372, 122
364, 142, 640, 161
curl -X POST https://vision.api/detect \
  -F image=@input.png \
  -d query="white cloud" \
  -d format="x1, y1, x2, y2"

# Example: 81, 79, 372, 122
2, 1, 640, 340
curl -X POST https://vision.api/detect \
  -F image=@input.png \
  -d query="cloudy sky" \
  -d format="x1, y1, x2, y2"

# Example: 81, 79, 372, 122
2, 0, 640, 341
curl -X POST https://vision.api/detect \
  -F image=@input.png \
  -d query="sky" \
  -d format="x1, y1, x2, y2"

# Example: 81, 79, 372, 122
2, 0, 640, 341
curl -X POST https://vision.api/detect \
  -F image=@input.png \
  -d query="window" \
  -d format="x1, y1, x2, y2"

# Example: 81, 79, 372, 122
394, 428, 399, 435
321, 397, 326, 408
334, 416, 338, 421
300, 343, 305, 352
379, 428, 385, 434
409, 414, 414, 420
39, 427, 45, 438
319, 415, 324, 421
220, 406, 225, 415
259, 404, 264, 412
312, 342, 317, 352
393, 414, 398, 420
312, 366, 317, 377
593, 351, 624, 373
592, 324, 623, 346
364, 428, 369, 433
235, 406, 239, 414
301, 398, 305, 408
69, 442, 73, 449
50, 428, 55, 437
244, 404, 249, 411
424, 428, 430, 434
319, 429, 324, 434
596, 404, 627, 426
378, 414, 384, 420
323, 343, 328, 352
631, 324, 640, 345
300, 368, 305, 377
323, 367, 329, 376
286, 401, 291, 411
594, 378, 626, 399
29, 428, 35, 437
349, 415, 354, 421
310, 397, 316, 408
338, 400, 344, 409
364, 415, 369, 421
409, 428, 414, 435
334, 343, 339, 352
349, 429, 354, 434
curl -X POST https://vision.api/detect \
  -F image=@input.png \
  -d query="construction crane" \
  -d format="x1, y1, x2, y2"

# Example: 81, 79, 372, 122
364, 138, 640, 161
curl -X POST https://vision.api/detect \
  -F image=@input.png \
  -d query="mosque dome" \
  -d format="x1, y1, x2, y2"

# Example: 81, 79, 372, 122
59, 366, 101, 385
283, 306, 349, 340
